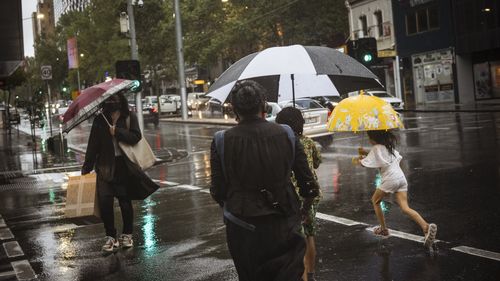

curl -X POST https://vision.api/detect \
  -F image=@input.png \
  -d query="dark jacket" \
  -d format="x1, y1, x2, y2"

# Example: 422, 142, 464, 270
82, 111, 159, 199
210, 116, 319, 217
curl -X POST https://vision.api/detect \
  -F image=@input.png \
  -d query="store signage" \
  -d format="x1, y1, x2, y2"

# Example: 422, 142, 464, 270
378, 50, 397, 58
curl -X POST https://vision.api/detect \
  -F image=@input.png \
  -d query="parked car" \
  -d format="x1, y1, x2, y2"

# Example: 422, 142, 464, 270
161, 94, 182, 111
187, 92, 210, 110
267, 99, 334, 148
347, 89, 404, 110
129, 99, 159, 127
206, 98, 233, 115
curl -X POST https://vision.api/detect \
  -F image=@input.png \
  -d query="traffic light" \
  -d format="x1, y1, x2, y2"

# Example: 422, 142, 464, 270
115, 60, 142, 92
347, 38, 378, 66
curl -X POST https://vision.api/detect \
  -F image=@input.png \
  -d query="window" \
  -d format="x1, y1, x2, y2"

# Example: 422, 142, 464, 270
406, 5, 439, 35
417, 9, 429, 32
359, 15, 368, 37
406, 12, 417, 34
374, 11, 383, 38
428, 6, 439, 29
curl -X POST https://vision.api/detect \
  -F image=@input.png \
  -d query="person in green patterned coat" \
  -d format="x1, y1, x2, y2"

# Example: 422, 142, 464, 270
276, 107, 322, 281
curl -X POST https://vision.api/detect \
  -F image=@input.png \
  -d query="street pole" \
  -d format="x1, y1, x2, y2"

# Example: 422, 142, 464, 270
46, 81, 53, 136
174, 0, 188, 120
127, 0, 144, 130
77, 68, 81, 91
393, 56, 402, 100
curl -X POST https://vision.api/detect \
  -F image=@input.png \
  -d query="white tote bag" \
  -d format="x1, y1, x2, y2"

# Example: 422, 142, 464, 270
102, 113, 156, 170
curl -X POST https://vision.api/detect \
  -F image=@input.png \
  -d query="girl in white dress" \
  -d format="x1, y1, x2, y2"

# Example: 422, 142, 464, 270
355, 130, 437, 246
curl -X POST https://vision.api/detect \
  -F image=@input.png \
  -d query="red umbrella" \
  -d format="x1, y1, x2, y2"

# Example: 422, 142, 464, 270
62, 79, 135, 133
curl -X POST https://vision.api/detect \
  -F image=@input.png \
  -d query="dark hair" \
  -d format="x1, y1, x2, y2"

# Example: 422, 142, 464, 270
275, 107, 305, 135
230, 80, 267, 117
367, 130, 397, 156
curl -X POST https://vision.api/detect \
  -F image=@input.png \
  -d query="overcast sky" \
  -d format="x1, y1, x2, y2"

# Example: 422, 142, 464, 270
22, 0, 38, 57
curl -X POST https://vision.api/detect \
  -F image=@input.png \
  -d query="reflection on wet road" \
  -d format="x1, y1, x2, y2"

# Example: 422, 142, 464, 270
0, 112, 499, 280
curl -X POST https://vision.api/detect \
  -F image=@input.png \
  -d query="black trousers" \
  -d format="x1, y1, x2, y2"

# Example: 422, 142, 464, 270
226, 214, 306, 281
99, 194, 133, 238
98, 156, 134, 238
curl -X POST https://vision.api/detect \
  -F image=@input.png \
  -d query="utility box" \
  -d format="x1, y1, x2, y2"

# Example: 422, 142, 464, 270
47, 135, 68, 155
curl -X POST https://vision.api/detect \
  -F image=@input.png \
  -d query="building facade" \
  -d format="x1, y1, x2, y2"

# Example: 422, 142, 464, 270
33, 0, 56, 42
345, 0, 400, 98
53, 0, 90, 23
452, 0, 500, 103
392, 0, 456, 106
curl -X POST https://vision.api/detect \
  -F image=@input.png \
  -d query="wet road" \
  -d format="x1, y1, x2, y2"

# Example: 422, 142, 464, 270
0, 111, 500, 280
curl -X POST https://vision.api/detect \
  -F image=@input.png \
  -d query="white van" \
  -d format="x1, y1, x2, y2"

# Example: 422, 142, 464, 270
144, 95, 177, 114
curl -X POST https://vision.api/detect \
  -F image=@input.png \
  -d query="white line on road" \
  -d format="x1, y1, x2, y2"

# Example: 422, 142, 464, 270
175, 184, 202, 190
151, 180, 500, 263
433, 127, 450, 130
3, 241, 24, 258
463, 127, 483, 130
11, 260, 36, 281
452, 246, 500, 262
160, 180, 180, 186
0, 227, 14, 240
0, 271, 16, 278
0, 218, 6, 228
316, 212, 366, 226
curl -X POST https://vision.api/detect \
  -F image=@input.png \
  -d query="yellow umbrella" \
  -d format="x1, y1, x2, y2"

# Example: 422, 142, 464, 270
327, 92, 404, 132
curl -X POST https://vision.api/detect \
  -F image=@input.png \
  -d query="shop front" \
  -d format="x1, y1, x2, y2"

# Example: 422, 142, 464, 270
412, 48, 455, 104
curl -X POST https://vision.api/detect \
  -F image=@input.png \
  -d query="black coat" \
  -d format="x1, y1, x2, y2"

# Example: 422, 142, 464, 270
82, 111, 159, 199
210, 116, 319, 217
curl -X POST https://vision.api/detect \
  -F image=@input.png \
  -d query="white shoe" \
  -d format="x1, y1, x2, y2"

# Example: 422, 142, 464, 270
102, 236, 119, 252
120, 234, 134, 248
424, 223, 437, 247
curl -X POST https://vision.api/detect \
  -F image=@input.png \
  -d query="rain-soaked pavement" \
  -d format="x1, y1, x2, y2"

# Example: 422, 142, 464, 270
0, 111, 500, 280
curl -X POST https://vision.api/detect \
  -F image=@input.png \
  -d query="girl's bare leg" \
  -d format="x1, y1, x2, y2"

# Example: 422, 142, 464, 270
395, 191, 429, 233
372, 188, 388, 229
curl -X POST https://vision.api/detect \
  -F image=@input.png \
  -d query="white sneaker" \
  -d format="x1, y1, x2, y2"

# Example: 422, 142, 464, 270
120, 234, 134, 248
424, 223, 437, 247
102, 236, 119, 252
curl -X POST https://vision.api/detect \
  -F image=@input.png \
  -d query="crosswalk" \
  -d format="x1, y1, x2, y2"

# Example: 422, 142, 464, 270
152, 178, 500, 263
0, 214, 36, 281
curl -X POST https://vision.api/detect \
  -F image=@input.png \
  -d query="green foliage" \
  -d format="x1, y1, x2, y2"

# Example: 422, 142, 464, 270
23, 0, 348, 93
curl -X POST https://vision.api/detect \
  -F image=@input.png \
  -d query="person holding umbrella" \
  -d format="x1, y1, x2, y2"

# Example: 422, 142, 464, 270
210, 80, 320, 281
353, 130, 438, 247
81, 92, 142, 252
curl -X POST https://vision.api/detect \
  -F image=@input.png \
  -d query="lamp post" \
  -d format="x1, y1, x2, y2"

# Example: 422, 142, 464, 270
174, 0, 188, 120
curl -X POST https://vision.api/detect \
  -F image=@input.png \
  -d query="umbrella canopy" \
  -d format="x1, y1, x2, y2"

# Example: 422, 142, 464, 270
327, 93, 404, 132
62, 79, 134, 133
207, 44, 381, 102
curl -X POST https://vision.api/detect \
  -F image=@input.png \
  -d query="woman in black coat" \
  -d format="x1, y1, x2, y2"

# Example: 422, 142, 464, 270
82, 92, 149, 252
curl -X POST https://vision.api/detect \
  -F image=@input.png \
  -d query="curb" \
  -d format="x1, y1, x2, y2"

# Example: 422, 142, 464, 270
160, 118, 236, 126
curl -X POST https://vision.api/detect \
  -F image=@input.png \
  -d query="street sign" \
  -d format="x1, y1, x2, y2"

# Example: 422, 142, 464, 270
378, 49, 397, 58
41, 65, 52, 80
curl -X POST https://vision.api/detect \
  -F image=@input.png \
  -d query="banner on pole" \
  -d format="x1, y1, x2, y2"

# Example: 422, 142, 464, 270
67, 37, 79, 69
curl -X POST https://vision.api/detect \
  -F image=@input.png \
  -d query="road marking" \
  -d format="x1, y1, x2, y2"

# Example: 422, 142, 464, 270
452, 246, 500, 262
11, 260, 36, 281
316, 212, 366, 226
0, 271, 16, 278
433, 127, 450, 130
3, 241, 24, 258
175, 184, 202, 190
0, 228, 14, 240
0, 218, 6, 228
151, 181, 500, 263
463, 126, 482, 130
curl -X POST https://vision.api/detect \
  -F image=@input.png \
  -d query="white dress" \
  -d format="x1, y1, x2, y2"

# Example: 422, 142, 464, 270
361, 144, 408, 193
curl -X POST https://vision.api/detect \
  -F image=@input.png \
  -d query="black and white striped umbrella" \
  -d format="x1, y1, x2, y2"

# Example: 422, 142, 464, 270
207, 45, 382, 103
